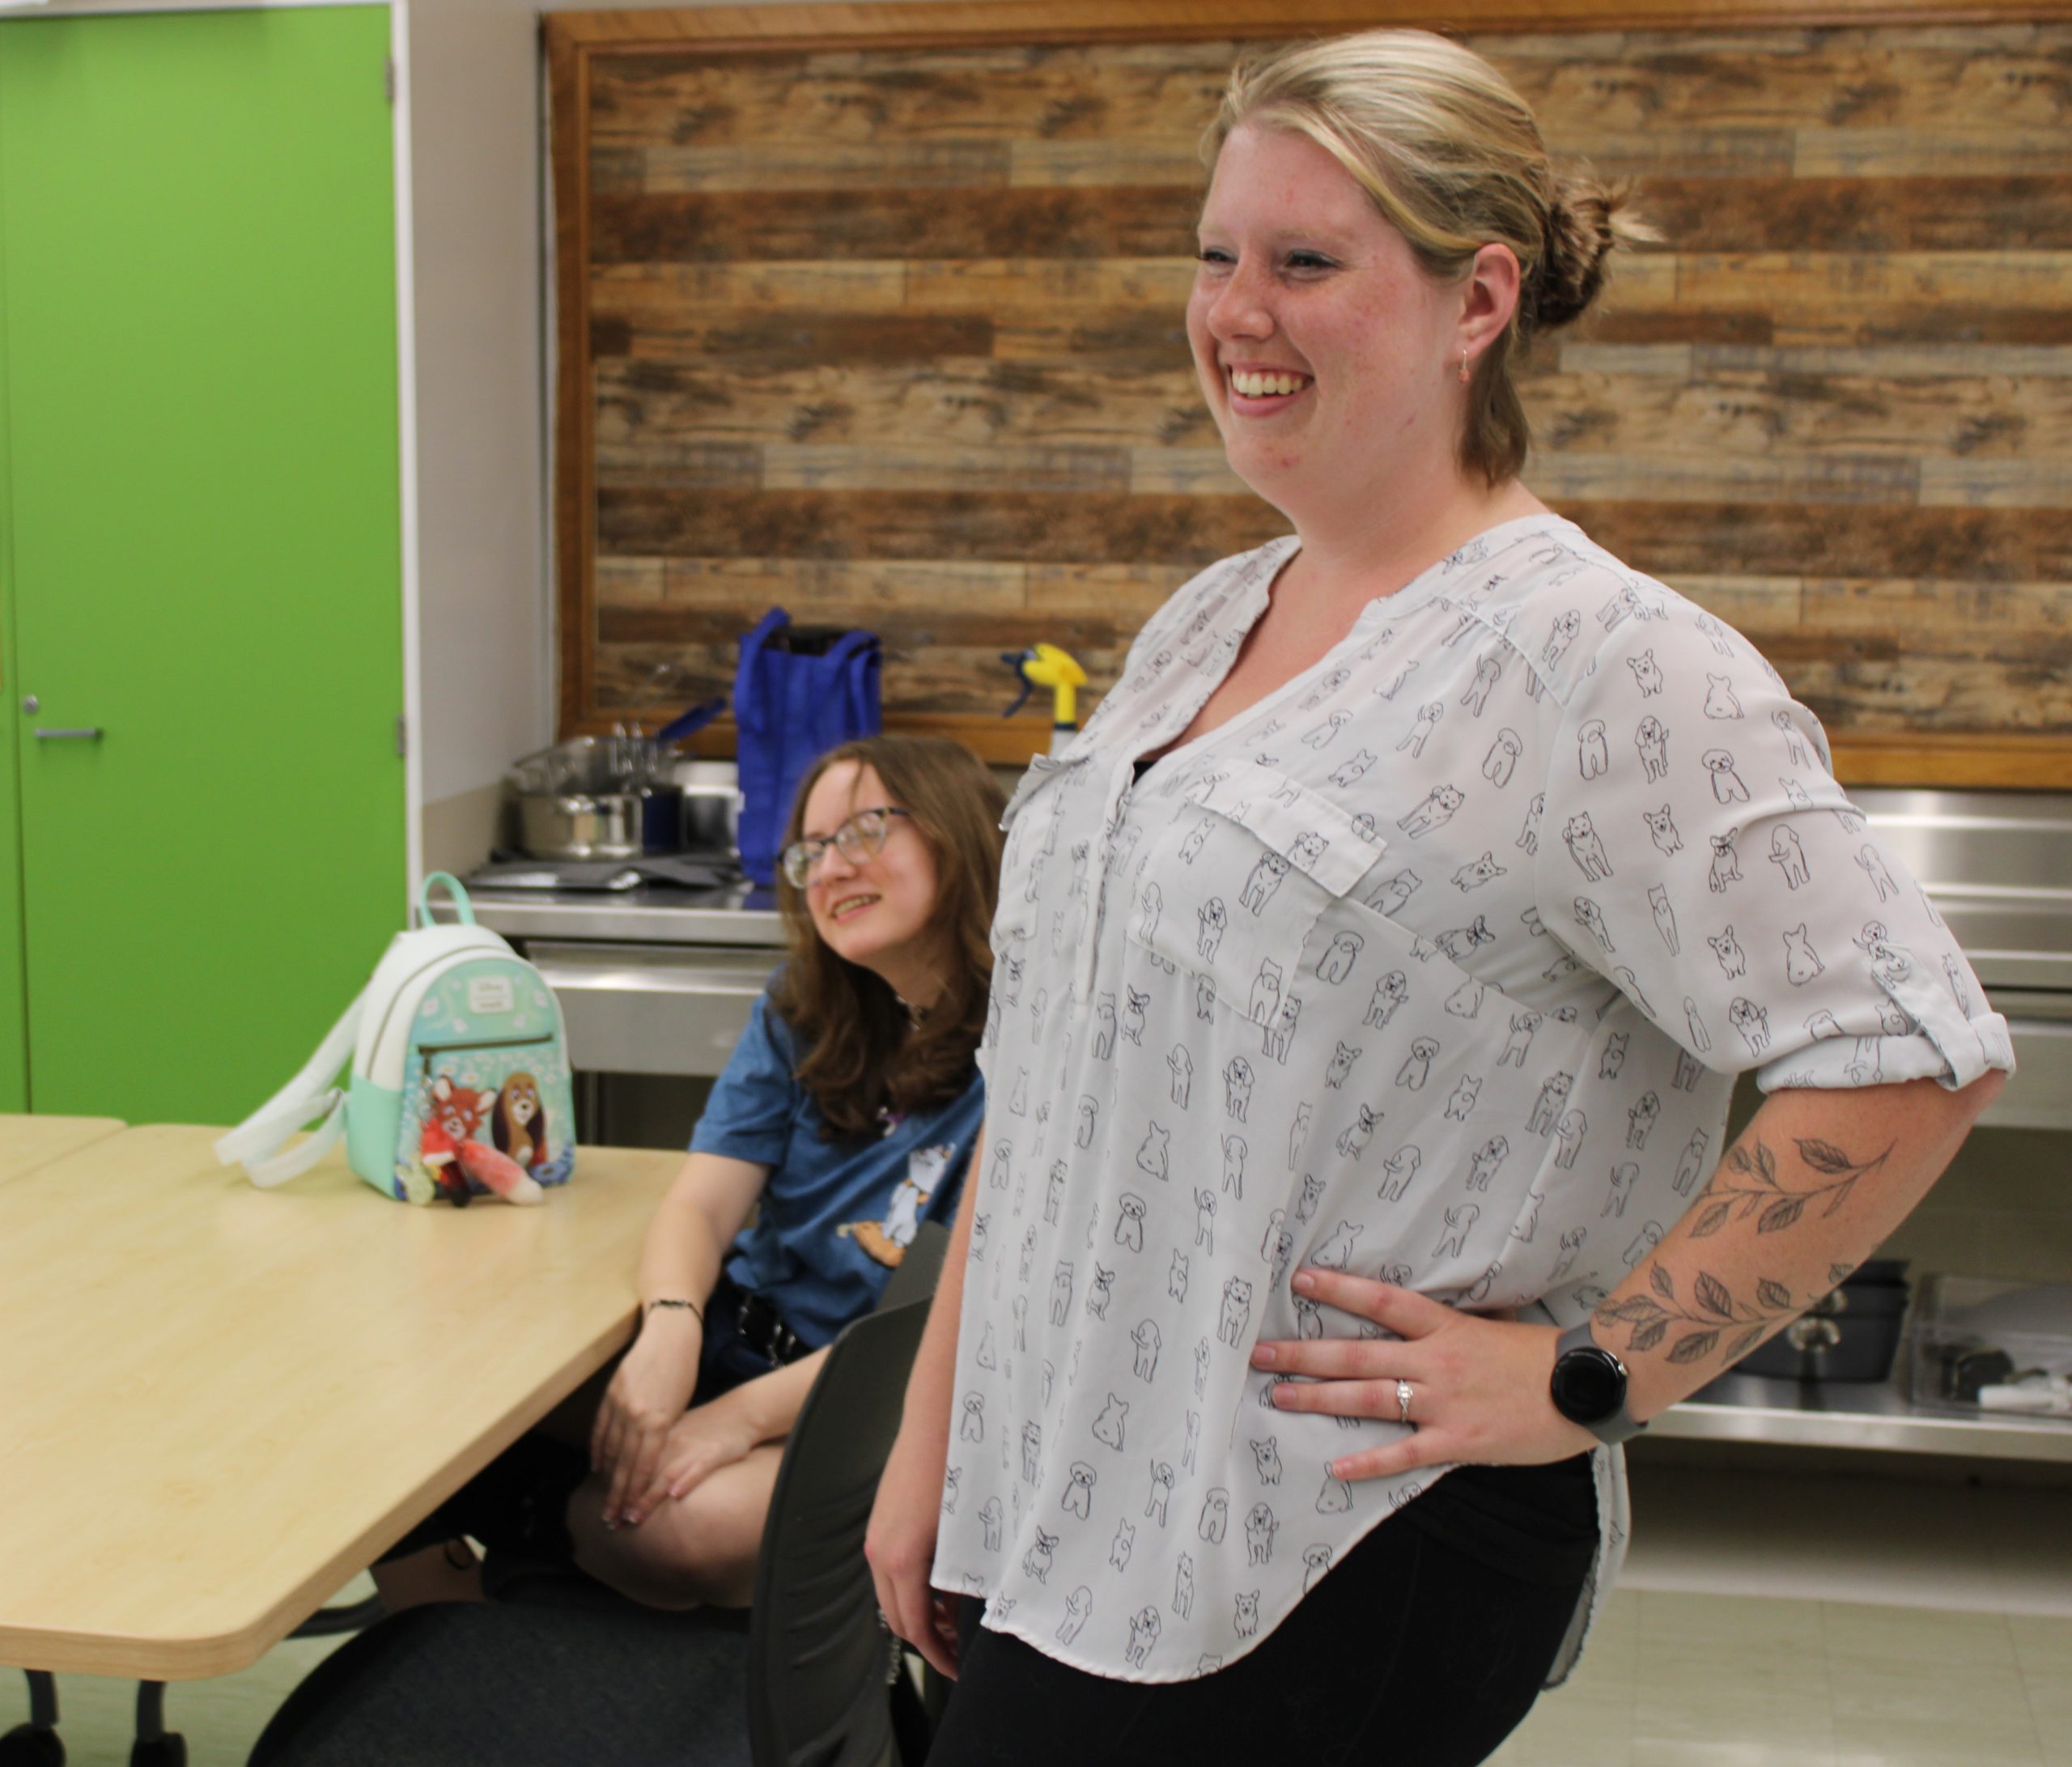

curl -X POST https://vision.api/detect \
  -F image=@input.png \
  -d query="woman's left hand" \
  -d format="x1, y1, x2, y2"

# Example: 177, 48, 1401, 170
629, 1401, 762, 1523
1252, 1269, 1598, 1480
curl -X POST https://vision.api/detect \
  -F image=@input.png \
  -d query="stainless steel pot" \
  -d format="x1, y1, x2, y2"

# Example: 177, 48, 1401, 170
515, 785, 684, 860
506, 740, 742, 860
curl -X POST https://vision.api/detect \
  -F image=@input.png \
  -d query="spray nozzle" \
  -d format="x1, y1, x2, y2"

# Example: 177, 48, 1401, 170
1001, 644, 1088, 730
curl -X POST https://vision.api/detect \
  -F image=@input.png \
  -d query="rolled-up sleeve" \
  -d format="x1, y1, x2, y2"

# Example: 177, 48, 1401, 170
1533, 606, 2015, 1096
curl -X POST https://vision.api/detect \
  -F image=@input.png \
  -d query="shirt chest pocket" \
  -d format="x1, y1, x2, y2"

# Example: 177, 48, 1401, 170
1126, 768, 1394, 1032
992, 753, 1096, 958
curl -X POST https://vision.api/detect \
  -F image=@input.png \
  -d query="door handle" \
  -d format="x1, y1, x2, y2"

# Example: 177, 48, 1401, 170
33, 728, 104, 741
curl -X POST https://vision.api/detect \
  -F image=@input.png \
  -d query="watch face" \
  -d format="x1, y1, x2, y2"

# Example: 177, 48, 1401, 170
1552, 1346, 1628, 1425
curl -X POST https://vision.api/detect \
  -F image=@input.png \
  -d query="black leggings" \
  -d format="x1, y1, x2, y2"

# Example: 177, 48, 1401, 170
926, 1510, 1588, 1767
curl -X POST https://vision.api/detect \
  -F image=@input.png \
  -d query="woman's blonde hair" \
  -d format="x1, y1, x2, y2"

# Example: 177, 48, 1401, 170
1204, 28, 1654, 485
772, 735, 1006, 1140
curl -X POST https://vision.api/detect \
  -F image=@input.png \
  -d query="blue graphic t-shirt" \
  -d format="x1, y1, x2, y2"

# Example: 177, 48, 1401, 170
693, 988, 984, 1348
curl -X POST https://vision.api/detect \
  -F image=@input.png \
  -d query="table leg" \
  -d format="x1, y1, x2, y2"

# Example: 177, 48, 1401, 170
128, 1681, 184, 1767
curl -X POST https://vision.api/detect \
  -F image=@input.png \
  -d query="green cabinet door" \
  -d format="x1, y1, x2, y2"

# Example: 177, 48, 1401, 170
0, 6, 407, 1123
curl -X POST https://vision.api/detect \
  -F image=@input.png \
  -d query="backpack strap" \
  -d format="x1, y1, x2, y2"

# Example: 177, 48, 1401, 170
214, 985, 367, 1187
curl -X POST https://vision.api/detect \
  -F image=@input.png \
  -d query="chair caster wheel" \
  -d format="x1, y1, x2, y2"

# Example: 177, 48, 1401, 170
0, 1725, 65, 1766
129, 1735, 185, 1767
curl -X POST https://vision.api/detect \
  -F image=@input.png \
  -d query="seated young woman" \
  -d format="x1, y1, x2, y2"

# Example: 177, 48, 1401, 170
567, 733, 1004, 1609
375, 735, 1003, 1612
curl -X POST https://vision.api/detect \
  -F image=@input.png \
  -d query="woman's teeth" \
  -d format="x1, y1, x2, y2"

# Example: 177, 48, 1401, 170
830, 893, 879, 920
1230, 370, 1309, 397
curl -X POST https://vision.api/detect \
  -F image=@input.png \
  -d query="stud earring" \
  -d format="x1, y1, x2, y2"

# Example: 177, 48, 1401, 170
1458, 349, 1471, 386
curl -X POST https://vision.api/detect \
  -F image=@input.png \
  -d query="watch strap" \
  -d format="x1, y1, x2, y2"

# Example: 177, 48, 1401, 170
1553, 1321, 1650, 1446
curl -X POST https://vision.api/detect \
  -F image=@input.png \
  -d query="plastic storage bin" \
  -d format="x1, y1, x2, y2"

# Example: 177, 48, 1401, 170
1907, 1276, 2072, 1420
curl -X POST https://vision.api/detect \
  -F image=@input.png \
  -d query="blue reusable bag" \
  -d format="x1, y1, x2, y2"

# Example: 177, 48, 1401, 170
733, 608, 882, 885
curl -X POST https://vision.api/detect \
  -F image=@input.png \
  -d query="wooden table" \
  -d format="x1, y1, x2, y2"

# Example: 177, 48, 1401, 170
0, 1114, 124, 1187
0, 1124, 681, 1680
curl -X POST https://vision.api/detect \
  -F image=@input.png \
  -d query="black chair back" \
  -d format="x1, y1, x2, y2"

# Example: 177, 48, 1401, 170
745, 1271, 939, 1767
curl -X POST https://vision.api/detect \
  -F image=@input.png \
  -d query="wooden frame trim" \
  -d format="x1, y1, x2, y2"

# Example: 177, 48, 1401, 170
665, 722, 2072, 790
546, 2, 2072, 790
1822, 735, 2072, 792
547, 0, 2072, 56
549, 27, 592, 740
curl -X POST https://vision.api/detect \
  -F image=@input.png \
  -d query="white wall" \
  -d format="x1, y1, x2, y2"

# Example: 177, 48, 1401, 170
405, 0, 552, 810
404, 0, 815, 857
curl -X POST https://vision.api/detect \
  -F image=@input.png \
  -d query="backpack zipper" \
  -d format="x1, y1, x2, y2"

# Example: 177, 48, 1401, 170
418, 1032, 555, 1071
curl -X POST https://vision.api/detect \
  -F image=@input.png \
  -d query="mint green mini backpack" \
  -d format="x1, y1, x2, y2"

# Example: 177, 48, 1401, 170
219, 874, 577, 1204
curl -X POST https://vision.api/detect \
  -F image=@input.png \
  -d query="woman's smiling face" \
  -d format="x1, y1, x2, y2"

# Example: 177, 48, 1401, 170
1187, 123, 1464, 520
797, 759, 944, 1001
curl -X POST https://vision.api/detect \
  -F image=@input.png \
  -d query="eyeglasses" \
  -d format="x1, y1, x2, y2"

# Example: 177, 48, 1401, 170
782, 805, 912, 889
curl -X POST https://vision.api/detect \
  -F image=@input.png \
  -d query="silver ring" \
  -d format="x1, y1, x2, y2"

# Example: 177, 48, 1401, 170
1396, 1378, 1414, 1427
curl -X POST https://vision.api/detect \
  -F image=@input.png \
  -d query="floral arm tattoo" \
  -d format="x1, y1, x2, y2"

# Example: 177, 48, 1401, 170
1689, 1136, 1892, 1238
1593, 1131, 1894, 1374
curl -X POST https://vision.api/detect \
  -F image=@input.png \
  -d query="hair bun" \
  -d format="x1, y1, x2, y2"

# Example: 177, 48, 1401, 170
1536, 177, 1653, 331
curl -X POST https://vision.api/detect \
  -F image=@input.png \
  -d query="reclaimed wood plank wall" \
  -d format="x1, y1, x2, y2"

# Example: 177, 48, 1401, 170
553, 7, 2072, 784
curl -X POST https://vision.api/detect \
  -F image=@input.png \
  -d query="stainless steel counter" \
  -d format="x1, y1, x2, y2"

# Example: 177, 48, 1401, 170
449, 882, 783, 949
1855, 789, 2072, 1132
1667, 1370, 2072, 1463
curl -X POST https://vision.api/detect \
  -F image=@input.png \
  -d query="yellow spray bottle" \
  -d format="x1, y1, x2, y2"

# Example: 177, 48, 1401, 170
1001, 643, 1089, 758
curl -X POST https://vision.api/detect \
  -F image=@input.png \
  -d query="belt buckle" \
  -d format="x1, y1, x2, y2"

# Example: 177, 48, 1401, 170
737, 1289, 792, 1363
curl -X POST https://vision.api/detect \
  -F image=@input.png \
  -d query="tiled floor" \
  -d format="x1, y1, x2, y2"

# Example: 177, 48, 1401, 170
6, 1465, 2069, 1764
1488, 1593, 2072, 1767
1620, 1461, 2072, 1617
1490, 1457, 2072, 1767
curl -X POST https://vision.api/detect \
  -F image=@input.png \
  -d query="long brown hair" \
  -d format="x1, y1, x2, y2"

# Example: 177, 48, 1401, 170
771, 735, 1006, 1140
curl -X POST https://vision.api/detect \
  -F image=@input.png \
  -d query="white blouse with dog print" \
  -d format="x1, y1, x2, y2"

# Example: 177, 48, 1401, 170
931, 515, 2014, 1684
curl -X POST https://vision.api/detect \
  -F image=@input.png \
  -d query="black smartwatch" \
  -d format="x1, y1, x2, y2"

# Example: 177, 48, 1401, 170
1548, 1322, 1648, 1446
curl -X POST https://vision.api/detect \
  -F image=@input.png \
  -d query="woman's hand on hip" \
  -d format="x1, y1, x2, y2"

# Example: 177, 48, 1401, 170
592, 1312, 702, 1527
1252, 1269, 1597, 1480
865, 1409, 962, 1680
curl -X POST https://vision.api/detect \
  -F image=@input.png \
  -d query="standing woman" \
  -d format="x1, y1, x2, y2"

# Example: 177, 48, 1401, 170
868, 30, 2011, 1765
567, 734, 1004, 1608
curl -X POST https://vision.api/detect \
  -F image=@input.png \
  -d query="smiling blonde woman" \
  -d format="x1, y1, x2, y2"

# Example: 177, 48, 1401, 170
867, 29, 2012, 1767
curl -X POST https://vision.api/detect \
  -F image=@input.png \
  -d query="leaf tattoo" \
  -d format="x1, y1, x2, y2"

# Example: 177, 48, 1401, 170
1595, 1272, 1797, 1370
1760, 1196, 1805, 1234
1724, 1325, 1766, 1362
1667, 1330, 1718, 1365
1692, 1136, 1893, 1239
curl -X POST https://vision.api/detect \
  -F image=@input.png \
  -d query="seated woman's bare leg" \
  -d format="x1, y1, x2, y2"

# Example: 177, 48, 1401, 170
567, 1442, 784, 1610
